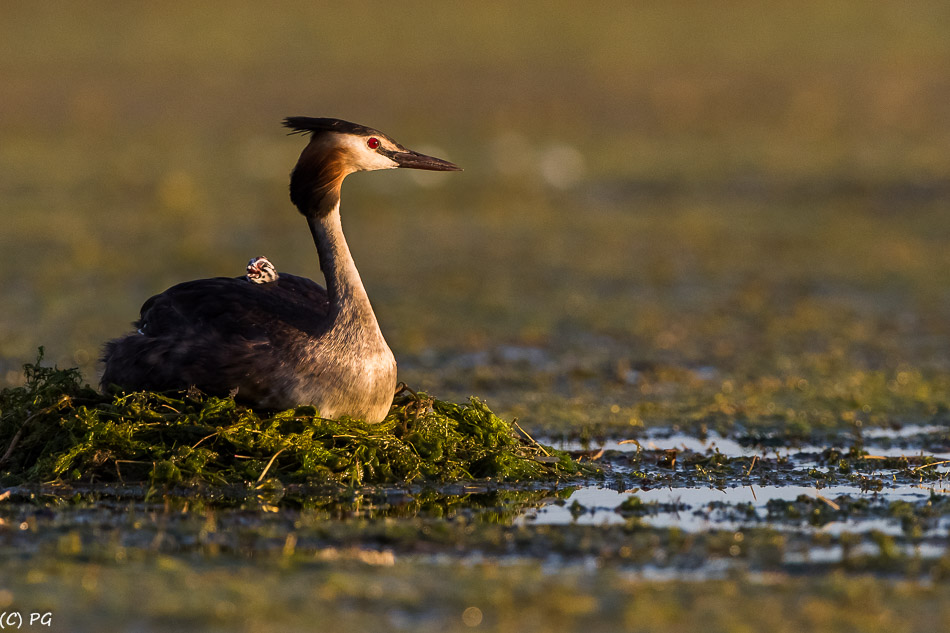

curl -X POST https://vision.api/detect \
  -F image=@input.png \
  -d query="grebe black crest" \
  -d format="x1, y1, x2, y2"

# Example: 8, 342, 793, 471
101, 117, 460, 423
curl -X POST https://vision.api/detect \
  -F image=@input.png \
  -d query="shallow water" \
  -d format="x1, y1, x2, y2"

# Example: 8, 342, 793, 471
522, 482, 950, 536
557, 424, 950, 460
471, 422, 950, 575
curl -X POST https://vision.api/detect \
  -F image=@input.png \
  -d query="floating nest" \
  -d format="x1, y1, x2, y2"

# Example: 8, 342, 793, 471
0, 351, 590, 487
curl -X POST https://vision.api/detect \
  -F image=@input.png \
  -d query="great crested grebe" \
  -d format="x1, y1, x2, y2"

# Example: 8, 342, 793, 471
101, 117, 460, 423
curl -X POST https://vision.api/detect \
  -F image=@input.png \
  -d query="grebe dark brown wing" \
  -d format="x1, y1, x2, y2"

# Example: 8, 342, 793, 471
100, 274, 330, 403
135, 274, 329, 340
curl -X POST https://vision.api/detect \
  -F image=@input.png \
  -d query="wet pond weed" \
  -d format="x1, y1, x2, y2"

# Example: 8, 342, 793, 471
0, 352, 590, 488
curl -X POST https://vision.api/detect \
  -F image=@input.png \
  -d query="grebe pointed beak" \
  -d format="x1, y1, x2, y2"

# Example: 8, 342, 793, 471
391, 148, 462, 171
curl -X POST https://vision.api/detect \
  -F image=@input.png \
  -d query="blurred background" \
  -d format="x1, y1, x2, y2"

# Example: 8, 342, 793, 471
2, 1, 950, 430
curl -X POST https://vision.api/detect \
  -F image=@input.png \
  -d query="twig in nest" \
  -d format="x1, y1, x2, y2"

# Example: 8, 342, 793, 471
256, 447, 287, 483
394, 382, 416, 398
114, 459, 151, 483
192, 431, 220, 449
513, 421, 550, 457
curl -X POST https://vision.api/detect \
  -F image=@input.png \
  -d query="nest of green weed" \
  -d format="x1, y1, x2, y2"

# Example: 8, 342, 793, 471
0, 352, 590, 487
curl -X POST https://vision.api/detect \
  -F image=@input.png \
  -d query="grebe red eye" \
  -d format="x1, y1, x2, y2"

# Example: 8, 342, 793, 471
367, 137, 380, 149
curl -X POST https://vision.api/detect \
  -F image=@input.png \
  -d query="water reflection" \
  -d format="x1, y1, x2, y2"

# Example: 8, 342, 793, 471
556, 423, 950, 461
521, 482, 950, 536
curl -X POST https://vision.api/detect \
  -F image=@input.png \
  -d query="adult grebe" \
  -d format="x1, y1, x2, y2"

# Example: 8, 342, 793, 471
100, 117, 461, 423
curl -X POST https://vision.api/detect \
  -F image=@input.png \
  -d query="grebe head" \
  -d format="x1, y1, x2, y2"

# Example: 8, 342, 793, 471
284, 117, 460, 215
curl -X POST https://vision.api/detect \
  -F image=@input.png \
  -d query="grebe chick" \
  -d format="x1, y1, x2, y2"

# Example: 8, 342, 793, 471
246, 256, 278, 284
101, 117, 461, 422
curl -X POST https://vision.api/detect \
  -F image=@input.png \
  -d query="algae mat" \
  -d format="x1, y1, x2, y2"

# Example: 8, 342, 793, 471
0, 356, 585, 487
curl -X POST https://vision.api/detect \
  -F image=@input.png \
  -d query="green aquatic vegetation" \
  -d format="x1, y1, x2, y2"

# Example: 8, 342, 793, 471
616, 495, 689, 518
763, 491, 950, 541
0, 353, 590, 487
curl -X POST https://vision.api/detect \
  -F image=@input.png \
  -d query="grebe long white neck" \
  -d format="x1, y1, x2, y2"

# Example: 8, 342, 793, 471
307, 201, 380, 333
